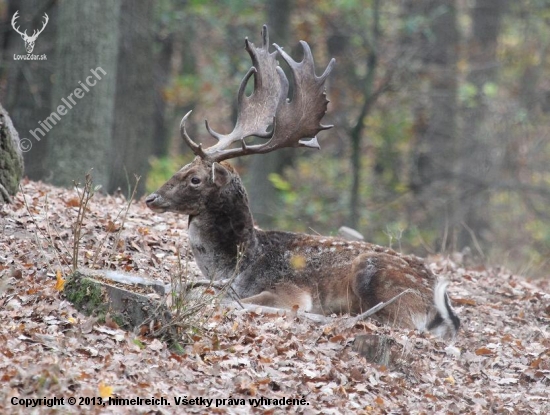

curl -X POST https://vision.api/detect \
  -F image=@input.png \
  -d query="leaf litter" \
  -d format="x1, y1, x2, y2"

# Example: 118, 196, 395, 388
0, 180, 549, 414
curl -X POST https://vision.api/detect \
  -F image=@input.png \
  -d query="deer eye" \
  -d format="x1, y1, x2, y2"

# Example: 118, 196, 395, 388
190, 177, 201, 185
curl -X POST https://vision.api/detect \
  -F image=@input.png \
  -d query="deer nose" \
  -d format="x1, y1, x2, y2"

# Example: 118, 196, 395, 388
145, 193, 158, 206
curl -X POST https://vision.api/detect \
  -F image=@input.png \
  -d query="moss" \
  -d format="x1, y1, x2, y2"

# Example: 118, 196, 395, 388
0, 107, 24, 199
64, 271, 177, 342
168, 340, 186, 355
64, 271, 155, 329
111, 313, 125, 328
64, 271, 109, 322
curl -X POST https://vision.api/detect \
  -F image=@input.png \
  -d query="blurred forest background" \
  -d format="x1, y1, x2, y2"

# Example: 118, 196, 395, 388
1, 0, 549, 277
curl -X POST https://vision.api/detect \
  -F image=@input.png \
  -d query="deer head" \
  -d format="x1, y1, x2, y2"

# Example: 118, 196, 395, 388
146, 25, 335, 215
11, 11, 49, 54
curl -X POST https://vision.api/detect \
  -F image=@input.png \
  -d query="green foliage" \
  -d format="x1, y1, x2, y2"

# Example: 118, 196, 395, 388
150, 0, 550, 276
459, 82, 479, 108
132, 338, 146, 349
268, 154, 351, 235
482, 82, 498, 98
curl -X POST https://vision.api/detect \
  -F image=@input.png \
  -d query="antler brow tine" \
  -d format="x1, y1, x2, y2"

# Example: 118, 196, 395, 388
180, 111, 206, 158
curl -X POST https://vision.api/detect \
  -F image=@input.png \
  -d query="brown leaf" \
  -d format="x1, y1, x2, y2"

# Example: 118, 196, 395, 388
329, 334, 346, 343
453, 298, 476, 306
104, 314, 120, 330
475, 347, 494, 356
65, 197, 80, 207
105, 220, 119, 233
350, 367, 363, 382
10, 268, 23, 279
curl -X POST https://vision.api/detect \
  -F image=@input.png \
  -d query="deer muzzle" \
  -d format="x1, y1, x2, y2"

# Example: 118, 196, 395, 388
145, 193, 169, 213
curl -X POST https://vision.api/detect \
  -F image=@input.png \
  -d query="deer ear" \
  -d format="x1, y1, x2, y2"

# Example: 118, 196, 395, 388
212, 162, 230, 187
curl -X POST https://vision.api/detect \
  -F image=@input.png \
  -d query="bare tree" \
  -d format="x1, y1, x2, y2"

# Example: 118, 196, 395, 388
108, 0, 155, 196
456, 0, 506, 249
408, 0, 460, 251
46, 0, 120, 188
348, 0, 382, 229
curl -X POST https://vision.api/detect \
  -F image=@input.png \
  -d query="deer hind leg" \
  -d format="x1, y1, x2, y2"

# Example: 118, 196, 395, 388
350, 252, 432, 330
240, 282, 313, 312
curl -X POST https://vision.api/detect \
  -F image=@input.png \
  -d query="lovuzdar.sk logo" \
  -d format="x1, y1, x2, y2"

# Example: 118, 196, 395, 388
11, 10, 49, 60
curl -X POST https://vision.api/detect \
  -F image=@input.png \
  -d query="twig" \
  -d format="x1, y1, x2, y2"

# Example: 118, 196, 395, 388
43, 194, 71, 272
20, 185, 67, 275
72, 173, 97, 273
110, 175, 141, 257
167, 278, 231, 291
412, 227, 436, 255
341, 288, 414, 329
226, 289, 414, 327
225, 302, 333, 324
460, 221, 485, 259
356, 288, 413, 320
92, 175, 141, 267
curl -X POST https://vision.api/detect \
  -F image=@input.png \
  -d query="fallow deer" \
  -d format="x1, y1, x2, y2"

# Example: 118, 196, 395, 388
146, 26, 460, 338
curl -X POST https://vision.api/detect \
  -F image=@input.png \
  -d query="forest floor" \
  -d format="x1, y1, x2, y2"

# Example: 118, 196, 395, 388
1, 179, 549, 414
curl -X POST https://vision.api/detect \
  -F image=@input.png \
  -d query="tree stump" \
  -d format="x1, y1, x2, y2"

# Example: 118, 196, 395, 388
0, 103, 24, 204
352, 334, 402, 367
64, 270, 171, 332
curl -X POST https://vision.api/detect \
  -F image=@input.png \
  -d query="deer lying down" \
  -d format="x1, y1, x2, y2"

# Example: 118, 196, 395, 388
146, 26, 460, 339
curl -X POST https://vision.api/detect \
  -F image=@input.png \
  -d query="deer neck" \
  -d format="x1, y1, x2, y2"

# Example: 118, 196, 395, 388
187, 188, 257, 280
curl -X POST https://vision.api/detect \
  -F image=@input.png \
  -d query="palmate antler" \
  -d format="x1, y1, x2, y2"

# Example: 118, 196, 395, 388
181, 25, 335, 163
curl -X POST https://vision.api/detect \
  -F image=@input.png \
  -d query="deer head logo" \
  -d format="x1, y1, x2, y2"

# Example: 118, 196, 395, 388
11, 11, 49, 54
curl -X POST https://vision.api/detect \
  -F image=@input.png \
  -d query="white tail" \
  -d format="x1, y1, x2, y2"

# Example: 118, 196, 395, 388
427, 280, 460, 338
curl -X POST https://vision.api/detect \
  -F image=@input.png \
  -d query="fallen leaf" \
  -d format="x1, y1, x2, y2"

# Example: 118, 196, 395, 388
54, 270, 65, 292
65, 197, 80, 207
444, 375, 455, 385
475, 347, 494, 356
98, 382, 113, 398
105, 220, 118, 233
453, 298, 476, 306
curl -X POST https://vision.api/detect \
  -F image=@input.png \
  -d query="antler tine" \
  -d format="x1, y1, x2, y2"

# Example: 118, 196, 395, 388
180, 111, 206, 158
32, 13, 49, 38
198, 25, 285, 161
209, 39, 334, 162
204, 66, 258, 142
11, 11, 25, 37
183, 26, 333, 163
246, 40, 335, 154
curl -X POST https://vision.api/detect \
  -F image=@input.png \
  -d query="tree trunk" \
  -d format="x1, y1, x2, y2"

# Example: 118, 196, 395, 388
0, 104, 24, 204
457, 0, 505, 249
152, 32, 174, 158
246, 0, 292, 228
409, 0, 459, 251
3, 0, 57, 180
348, 0, 380, 230
108, 0, 155, 196
46, 0, 121, 189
